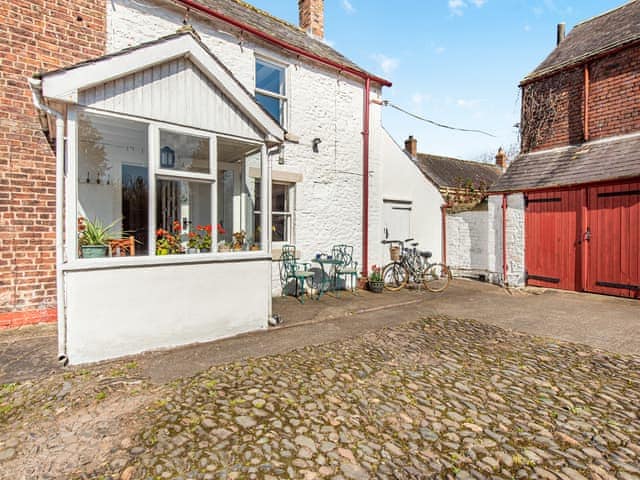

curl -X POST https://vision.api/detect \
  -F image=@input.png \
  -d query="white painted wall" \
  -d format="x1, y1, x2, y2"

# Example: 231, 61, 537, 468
64, 258, 270, 364
488, 193, 526, 286
446, 209, 489, 275
107, 0, 383, 294
378, 130, 444, 265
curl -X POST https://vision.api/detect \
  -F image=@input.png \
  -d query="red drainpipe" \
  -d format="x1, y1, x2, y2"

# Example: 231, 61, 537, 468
441, 204, 448, 264
502, 194, 508, 286
171, 0, 391, 276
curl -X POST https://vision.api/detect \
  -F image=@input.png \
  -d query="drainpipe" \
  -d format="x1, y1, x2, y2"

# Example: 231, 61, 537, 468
502, 194, 508, 287
583, 64, 590, 142
441, 204, 448, 264
362, 78, 371, 276
29, 78, 68, 365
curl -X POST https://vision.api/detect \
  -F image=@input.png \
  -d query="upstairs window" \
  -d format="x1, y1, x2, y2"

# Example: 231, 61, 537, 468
255, 58, 286, 125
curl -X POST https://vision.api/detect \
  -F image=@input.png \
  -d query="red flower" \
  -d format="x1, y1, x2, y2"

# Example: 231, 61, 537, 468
217, 223, 226, 235
156, 228, 165, 236
189, 232, 197, 239
172, 220, 181, 232
204, 224, 212, 234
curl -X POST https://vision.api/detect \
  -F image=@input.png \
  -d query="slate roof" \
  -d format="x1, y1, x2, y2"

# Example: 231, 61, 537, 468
188, 0, 384, 82
490, 133, 640, 192
415, 154, 502, 190
523, 0, 640, 83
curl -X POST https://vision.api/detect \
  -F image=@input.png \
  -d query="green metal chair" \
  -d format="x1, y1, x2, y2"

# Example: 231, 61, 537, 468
331, 244, 359, 294
279, 247, 314, 303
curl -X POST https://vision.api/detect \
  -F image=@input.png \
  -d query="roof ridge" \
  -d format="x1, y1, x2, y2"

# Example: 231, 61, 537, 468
573, 0, 637, 28
419, 153, 500, 169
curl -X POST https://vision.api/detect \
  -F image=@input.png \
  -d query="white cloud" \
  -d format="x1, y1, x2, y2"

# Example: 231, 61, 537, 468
435, 46, 446, 54
448, 0, 466, 16
524, 24, 532, 32
449, 0, 485, 15
456, 98, 484, 109
372, 54, 399, 75
341, 0, 355, 14
411, 92, 432, 106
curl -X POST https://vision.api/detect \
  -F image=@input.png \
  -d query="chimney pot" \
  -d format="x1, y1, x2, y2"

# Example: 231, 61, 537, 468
557, 22, 566, 46
298, 0, 324, 38
404, 135, 418, 158
495, 147, 508, 172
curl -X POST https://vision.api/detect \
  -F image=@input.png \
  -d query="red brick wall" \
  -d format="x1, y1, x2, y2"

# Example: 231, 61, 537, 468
521, 42, 640, 153
0, 0, 105, 325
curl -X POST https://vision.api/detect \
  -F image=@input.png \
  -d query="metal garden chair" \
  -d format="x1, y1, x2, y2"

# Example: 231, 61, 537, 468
279, 247, 314, 303
331, 244, 359, 294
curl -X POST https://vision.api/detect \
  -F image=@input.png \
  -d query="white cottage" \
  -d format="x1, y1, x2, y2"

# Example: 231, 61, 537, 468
27, 0, 439, 364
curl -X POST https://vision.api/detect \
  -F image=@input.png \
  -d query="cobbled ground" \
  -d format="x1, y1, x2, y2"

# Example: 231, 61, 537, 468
2, 316, 640, 479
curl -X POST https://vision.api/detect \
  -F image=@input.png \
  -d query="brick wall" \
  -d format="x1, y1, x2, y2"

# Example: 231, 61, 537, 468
0, 0, 105, 325
521, 42, 640, 152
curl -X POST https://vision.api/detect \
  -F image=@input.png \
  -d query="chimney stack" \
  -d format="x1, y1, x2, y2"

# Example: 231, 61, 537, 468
495, 147, 508, 172
404, 135, 418, 158
299, 0, 324, 38
557, 23, 566, 46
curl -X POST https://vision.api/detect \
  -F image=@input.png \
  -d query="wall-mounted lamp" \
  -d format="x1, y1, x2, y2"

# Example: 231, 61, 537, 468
312, 138, 322, 153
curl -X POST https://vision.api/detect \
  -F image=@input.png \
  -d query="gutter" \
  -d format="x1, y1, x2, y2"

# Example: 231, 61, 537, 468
29, 78, 68, 366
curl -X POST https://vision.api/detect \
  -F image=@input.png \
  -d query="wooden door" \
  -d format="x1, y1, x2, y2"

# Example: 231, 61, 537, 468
587, 180, 640, 298
524, 189, 582, 290
383, 201, 412, 242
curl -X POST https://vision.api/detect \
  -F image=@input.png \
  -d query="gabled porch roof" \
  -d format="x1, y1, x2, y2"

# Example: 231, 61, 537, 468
38, 31, 285, 144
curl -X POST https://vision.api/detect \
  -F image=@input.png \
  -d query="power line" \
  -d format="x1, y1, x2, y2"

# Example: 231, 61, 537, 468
382, 101, 497, 138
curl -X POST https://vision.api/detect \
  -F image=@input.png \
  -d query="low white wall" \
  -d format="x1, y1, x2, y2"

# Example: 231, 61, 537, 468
446, 209, 489, 276
488, 193, 526, 286
64, 258, 271, 364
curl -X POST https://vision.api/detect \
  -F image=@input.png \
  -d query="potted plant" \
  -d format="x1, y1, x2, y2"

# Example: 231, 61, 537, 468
232, 230, 246, 251
156, 220, 184, 255
367, 265, 384, 293
78, 217, 119, 258
217, 240, 231, 252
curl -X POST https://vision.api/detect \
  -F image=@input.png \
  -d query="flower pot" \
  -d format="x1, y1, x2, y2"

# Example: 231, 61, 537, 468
200, 248, 210, 253
368, 280, 384, 293
357, 277, 368, 290
81, 245, 108, 258
218, 245, 231, 253
250, 245, 260, 251
187, 247, 199, 254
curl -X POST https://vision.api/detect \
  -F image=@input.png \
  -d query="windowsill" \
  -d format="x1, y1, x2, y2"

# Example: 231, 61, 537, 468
62, 251, 272, 272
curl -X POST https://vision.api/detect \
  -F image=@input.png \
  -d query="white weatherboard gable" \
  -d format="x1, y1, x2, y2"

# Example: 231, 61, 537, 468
41, 33, 284, 143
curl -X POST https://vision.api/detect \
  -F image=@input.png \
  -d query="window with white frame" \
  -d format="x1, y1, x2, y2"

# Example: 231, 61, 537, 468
75, 109, 264, 259
255, 58, 286, 126
254, 181, 294, 245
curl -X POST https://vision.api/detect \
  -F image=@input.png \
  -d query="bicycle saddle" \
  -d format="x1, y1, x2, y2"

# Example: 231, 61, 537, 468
419, 251, 432, 258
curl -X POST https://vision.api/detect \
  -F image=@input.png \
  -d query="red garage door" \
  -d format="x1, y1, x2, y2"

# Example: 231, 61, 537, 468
587, 181, 640, 298
524, 179, 639, 299
525, 189, 582, 290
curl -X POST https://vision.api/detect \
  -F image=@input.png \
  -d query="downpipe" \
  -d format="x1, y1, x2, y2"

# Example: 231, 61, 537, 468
502, 194, 508, 287
28, 78, 68, 366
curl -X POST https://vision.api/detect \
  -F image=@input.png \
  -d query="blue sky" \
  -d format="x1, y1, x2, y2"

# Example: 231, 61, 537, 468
247, 0, 624, 161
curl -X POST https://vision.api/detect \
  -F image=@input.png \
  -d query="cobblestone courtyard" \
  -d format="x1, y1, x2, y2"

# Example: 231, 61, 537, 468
1, 315, 639, 479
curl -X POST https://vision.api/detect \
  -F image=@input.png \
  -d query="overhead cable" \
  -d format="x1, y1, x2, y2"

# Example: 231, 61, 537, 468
382, 100, 496, 137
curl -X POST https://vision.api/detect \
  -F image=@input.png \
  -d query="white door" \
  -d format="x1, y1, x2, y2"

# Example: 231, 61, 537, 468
383, 201, 412, 242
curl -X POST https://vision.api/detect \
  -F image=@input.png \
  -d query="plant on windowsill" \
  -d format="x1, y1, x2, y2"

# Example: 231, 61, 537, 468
232, 230, 246, 251
156, 220, 184, 255
217, 240, 231, 252
367, 265, 384, 293
78, 216, 119, 258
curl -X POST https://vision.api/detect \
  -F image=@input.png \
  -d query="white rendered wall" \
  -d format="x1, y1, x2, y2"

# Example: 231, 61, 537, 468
107, 0, 377, 294
64, 258, 271, 364
446, 209, 489, 274
488, 193, 526, 286
379, 130, 444, 265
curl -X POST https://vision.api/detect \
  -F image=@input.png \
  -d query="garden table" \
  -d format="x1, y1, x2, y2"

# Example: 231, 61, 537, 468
311, 257, 343, 300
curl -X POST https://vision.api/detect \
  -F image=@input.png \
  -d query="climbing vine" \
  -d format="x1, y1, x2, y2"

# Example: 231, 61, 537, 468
520, 75, 566, 152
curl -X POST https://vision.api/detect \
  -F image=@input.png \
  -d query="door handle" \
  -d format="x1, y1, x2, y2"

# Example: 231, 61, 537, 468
584, 227, 592, 242
384, 227, 389, 239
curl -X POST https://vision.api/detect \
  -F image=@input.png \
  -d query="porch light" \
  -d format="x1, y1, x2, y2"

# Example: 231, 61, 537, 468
160, 145, 176, 169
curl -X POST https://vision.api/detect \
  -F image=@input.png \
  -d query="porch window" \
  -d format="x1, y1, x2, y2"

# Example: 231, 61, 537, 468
255, 58, 286, 126
75, 110, 265, 259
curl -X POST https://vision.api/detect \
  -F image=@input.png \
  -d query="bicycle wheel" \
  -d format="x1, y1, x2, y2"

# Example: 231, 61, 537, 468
423, 263, 451, 292
382, 262, 409, 291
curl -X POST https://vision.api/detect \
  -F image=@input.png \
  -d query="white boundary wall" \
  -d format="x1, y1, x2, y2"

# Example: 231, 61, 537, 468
488, 194, 526, 286
446, 209, 489, 276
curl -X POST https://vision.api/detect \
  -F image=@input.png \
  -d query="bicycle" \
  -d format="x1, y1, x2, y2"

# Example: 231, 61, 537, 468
381, 238, 451, 292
